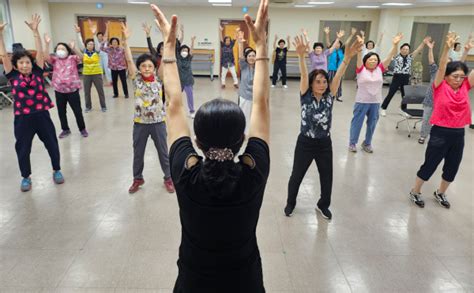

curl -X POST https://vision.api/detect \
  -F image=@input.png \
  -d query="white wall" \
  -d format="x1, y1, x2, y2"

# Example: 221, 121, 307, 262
9, 0, 52, 50
47, 3, 380, 73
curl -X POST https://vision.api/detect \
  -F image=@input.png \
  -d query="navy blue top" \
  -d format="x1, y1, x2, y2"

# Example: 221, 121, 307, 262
300, 89, 334, 139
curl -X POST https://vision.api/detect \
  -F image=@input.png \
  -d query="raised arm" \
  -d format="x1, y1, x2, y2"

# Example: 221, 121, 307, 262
219, 25, 224, 43
25, 14, 44, 69
411, 36, 429, 57
434, 32, 457, 88
426, 38, 435, 65
382, 33, 403, 69
294, 35, 309, 94
245, 0, 270, 143
143, 22, 158, 56
328, 30, 343, 54
74, 24, 85, 51
190, 36, 196, 55
330, 36, 363, 96
69, 40, 83, 59
344, 27, 356, 48
237, 30, 245, 59
377, 32, 384, 48
151, 4, 190, 145
43, 33, 52, 63
273, 34, 277, 49
324, 27, 331, 47
302, 29, 310, 52
178, 24, 184, 44
103, 21, 109, 43
121, 23, 137, 78
0, 23, 12, 74
461, 34, 473, 63
286, 35, 291, 50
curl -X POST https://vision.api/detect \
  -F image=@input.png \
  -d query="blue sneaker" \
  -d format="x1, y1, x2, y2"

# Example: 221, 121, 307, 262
53, 171, 65, 184
21, 177, 32, 192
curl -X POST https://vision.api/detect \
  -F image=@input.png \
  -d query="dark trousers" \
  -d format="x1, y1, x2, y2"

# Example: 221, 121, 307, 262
55, 90, 86, 131
417, 126, 465, 183
287, 134, 333, 210
381, 73, 410, 110
14, 111, 61, 178
111, 69, 129, 97
272, 62, 287, 85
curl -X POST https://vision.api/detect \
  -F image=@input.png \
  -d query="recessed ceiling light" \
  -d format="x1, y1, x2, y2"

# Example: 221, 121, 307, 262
212, 3, 232, 6
295, 4, 315, 7
382, 2, 413, 6
208, 0, 232, 3
357, 5, 380, 8
308, 1, 335, 4
128, 1, 149, 4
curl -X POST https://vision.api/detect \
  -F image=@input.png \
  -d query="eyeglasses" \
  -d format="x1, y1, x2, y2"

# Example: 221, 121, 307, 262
449, 74, 466, 81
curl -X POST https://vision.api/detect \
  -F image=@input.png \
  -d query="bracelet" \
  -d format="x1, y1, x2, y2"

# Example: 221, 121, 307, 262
256, 57, 270, 61
162, 58, 177, 64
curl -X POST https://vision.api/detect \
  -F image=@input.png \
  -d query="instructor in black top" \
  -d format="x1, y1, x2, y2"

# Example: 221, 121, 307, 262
150, 0, 271, 292
272, 34, 290, 88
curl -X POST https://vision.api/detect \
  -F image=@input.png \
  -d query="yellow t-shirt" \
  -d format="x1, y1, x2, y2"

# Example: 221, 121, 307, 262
82, 52, 103, 75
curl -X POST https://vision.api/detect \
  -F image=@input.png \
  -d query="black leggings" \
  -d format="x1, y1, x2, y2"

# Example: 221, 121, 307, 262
272, 62, 287, 86
417, 126, 465, 183
111, 69, 129, 97
381, 73, 410, 110
55, 90, 86, 131
287, 134, 333, 210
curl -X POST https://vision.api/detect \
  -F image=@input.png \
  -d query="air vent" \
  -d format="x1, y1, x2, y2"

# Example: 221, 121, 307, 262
269, 0, 295, 4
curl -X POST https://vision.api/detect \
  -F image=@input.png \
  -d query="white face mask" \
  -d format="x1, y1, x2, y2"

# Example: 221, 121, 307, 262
56, 50, 68, 59
180, 51, 189, 58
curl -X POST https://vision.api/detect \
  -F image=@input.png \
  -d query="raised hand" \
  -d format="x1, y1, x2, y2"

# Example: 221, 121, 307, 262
25, 14, 41, 31
351, 27, 357, 35
392, 33, 403, 45
142, 22, 151, 35
293, 35, 307, 57
151, 4, 178, 46
44, 33, 51, 44
69, 40, 76, 49
274, 34, 278, 41
88, 19, 97, 35
237, 30, 246, 43
336, 30, 345, 39
426, 40, 435, 49
244, 0, 268, 47
324, 27, 330, 34
445, 32, 459, 48
74, 24, 81, 33
346, 35, 364, 58
301, 28, 308, 36
0, 22, 8, 33
360, 30, 365, 38
191, 36, 196, 42
423, 36, 432, 45
464, 39, 474, 51
121, 22, 131, 40
219, 25, 224, 32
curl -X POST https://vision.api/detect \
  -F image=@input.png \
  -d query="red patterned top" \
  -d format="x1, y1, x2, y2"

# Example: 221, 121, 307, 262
6, 64, 54, 115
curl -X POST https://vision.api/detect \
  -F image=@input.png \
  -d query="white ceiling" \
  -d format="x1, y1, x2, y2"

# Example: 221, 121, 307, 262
47, 0, 474, 8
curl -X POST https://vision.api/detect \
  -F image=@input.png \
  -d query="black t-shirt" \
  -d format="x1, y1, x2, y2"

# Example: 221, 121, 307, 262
275, 47, 287, 63
169, 136, 270, 292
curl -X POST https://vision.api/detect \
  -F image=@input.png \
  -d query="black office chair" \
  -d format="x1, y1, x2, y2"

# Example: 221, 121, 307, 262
396, 84, 428, 137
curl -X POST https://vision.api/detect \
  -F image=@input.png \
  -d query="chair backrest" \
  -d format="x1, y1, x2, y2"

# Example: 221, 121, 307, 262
0, 74, 9, 87
402, 84, 428, 105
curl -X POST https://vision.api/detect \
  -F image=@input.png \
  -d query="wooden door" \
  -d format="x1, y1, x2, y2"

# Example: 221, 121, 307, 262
77, 16, 127, 44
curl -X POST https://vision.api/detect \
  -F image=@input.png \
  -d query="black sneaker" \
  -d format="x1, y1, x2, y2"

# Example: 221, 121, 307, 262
336, 97, 343, 102
284, 204, 295, 217
433, 191, 450, 209
409, 191, 425, 208
315, 206, 332, 220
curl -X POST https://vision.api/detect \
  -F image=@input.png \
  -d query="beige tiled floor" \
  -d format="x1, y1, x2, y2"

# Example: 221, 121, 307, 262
0, 77, 472, 292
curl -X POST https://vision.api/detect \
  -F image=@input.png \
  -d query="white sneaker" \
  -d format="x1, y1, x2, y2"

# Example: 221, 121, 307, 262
271, 85, 275, 88
380, 109, 386, 117
283, 85, 288, 89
